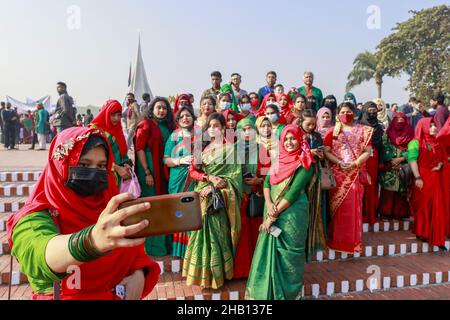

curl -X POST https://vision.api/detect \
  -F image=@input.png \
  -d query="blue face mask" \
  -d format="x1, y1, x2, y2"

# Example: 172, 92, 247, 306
266, 114, 279, 123
221, 102, 231, 110
240, 103, 251, 112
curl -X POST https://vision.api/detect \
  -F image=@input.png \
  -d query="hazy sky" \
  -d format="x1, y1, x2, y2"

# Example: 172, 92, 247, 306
0, 0, 447, 107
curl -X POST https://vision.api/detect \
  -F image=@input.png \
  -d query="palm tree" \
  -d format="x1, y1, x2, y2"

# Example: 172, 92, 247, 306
346, 51, 384, 99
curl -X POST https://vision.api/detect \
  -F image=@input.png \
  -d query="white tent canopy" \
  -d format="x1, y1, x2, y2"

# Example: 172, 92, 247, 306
126, 35, 153, 105
6, 95, 55, 113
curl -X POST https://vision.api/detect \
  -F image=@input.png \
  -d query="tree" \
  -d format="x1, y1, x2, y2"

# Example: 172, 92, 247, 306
377, 5, 450, 101
346, 51, 385, 99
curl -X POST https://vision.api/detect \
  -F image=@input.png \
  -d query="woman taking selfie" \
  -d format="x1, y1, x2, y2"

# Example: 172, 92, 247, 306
7, 127, 160, 300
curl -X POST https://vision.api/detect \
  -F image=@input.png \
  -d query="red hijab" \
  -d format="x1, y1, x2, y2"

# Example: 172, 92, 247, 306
270, 125, 313, 185
173, 94, 193, 115
91, 100, 128, 157
386, 112, 415, 150
437, 118, 450, 147
7, 127, 159, 299
278, 93, 293, 119
415, 117, 440, 151
222, 109, 244, 125
134, 118, 168, 195
256, 93, 277, 117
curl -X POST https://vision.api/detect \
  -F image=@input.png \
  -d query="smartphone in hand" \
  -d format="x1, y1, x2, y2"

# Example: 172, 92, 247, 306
269, 226, 283, 238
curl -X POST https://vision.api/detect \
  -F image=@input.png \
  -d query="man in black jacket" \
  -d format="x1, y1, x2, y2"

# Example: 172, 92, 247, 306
1, 102, 18, 150
53, 82, 75, 134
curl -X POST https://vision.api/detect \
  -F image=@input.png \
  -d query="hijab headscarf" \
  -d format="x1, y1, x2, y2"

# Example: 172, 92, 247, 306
173, 94, 193, 115
278, 93, 293, 119
344, 93, 357, 108
373, 98, 390, 129
437, 118, 450, 147
220, 84, 239, 113
386, 112, 415, 151
255, 116, 274, 151
270, 125, 313, 185
256, 93, 277, 117
7, 129, 160, 299
91, 100, 127, 157
360, 102, 384, 152
8, 127, 118, 242
222, 109, 244, 125
316, 107, 333, 138
415, 117, 440, 151
322, 95, 338, 116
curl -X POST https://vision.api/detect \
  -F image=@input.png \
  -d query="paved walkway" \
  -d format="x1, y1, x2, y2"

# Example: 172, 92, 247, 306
0, 145, 48, 171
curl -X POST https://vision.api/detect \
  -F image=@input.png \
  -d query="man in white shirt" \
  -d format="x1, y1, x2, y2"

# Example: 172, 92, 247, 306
231, 73, 248, 103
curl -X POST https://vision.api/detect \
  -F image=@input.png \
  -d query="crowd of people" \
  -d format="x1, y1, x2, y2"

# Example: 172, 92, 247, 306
0, 82, 96, 151
6, 71, 450, 300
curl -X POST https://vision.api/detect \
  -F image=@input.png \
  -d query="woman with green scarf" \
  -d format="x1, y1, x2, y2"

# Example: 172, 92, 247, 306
183, 113, 243, 289
220, 84, 240, 113
246, 125, 314, 300
135, 97, 175, 257
164, 106, 200, 258
233, 118, 271, 279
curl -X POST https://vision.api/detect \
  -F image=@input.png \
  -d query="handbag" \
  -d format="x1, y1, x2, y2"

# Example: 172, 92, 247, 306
319, 161, 337, 190
399, 164, 413, 188
207, 185, 225, 215
120, 169, 142, 199
247, 192, 265, 218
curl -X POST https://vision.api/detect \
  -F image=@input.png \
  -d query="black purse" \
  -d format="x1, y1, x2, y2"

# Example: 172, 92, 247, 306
207, 185, 225, 215
399, 164, 413, 188
247, 193, 265, 218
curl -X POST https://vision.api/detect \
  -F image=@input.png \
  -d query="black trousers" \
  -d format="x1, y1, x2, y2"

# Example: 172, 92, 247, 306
4, 124, 16, 149
30, 130, 38, 149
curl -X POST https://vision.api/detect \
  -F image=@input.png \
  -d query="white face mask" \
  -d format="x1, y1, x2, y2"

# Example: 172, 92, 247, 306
240, 104, 251, 112
266, 114, 279, 123
221, 102, 231, 110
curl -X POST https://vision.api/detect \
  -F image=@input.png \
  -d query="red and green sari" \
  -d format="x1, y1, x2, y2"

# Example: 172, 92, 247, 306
323, 124, 373, 253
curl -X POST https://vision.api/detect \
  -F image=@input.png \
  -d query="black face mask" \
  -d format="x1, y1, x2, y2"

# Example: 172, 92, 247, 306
66, 166, 108, 197
368, 112, 378, 120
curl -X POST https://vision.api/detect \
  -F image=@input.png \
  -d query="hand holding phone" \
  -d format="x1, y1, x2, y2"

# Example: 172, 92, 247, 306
269, 226, 283, 238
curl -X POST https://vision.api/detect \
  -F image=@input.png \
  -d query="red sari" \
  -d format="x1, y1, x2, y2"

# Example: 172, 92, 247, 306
323, 124, 373, 253
437, 118, 450, 236
410, 118, 446, 246
7, 127, 160, 300
233, 143, 272, 279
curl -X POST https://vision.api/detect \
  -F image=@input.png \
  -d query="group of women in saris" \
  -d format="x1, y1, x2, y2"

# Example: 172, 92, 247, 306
8, 77, 447, 301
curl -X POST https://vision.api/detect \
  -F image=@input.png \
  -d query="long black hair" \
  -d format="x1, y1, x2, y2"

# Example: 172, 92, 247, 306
147, 97, 176, 131
175, 106, 197, 130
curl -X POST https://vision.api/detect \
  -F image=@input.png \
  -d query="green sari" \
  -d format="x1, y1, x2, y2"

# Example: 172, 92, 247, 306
138, 118, 173, 257
164, 129, 196, 258
182, 142, 243, 289
245, 167, 313, 300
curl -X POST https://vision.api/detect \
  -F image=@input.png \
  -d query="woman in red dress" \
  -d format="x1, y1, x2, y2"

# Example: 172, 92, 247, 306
359, 102, 384, 225
323, 102, 373, 253
437, 118, 450, 237
408, 118, 447, 250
